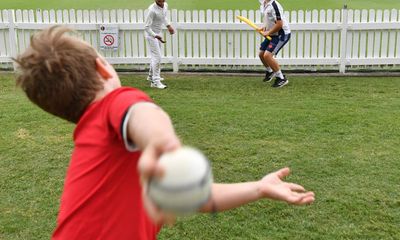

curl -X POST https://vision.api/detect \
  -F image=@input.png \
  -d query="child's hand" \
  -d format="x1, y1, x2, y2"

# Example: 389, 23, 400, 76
138, 138, 181, 224
256, 27, 266, 32
261, 31, 270, 38
142, 185, 176, 226
257, 167, 315, 205
167, 25, 175, 35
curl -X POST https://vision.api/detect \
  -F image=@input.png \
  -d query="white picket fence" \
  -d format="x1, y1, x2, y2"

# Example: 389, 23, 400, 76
0, 8, 399, 73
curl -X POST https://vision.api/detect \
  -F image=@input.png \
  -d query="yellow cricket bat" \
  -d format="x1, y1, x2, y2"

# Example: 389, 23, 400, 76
236, 15, 272, 40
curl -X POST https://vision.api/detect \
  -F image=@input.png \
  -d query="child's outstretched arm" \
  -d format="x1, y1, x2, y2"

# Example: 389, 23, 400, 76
201, 167, 315, 212
125, 104, 314, 220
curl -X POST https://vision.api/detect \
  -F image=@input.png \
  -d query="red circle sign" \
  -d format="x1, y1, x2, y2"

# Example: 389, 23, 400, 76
103, 35, 114, 46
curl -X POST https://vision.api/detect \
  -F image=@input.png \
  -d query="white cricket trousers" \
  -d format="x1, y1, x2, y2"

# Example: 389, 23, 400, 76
146, 35, 162, 81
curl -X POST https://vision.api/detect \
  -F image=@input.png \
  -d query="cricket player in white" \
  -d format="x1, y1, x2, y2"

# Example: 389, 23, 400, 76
144, 0, 175, 89
258, 0, 291, 88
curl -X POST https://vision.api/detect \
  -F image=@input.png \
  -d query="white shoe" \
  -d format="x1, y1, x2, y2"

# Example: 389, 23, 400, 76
150, 80, 167, 89
147, 76, 164, 81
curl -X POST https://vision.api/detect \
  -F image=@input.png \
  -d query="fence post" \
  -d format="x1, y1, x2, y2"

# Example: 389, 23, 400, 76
339, 5, 348, 73
171, 9, 179, 72
7, 9, 18, 71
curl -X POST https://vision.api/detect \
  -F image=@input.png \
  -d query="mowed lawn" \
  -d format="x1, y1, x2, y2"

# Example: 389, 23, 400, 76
1, 0, 400, 10
1, 73, 400, 239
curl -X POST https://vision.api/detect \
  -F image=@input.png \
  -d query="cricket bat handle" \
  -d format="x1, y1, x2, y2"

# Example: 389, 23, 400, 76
259, 31, 272, 41
256, 29, 272, 40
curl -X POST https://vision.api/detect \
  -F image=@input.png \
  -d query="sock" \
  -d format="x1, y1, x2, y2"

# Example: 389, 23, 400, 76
275, 70, 284, 79
266, 67, 273, 73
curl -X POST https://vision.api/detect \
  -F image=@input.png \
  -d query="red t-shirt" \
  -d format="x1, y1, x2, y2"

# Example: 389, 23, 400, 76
52, 87, 160, 240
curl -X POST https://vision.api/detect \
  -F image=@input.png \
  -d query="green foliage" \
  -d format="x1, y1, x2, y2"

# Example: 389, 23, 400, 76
0, 0, 399, 10
1, 73, 400, 239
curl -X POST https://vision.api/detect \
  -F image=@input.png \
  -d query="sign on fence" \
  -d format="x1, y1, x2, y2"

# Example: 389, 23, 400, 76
99, 25, 119, 50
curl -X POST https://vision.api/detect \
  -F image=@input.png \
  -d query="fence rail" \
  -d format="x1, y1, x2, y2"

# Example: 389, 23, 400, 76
0, 8, 399, 73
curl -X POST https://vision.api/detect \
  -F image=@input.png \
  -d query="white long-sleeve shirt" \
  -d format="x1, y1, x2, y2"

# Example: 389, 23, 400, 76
259, 0, 290, 36
144, 3, 171, 38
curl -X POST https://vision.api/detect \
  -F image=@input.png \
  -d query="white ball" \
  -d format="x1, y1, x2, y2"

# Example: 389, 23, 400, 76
148, 146, 213, 215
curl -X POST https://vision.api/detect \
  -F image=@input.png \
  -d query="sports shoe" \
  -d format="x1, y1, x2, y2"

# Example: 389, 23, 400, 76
150, 80, 167, 89
147, 76, 164, 81
263, 71, 275, 82
272, 76, 289, 88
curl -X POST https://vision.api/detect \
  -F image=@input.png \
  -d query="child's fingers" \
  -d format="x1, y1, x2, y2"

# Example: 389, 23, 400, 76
288, 192, 315, 205
162, 213, 177, 227
162, 139, 181, 152
275, 167, 290, 179
138, 147, 163, 181
143, 189, 177, 225
298, 193, 315, 205
287, 183, 306, 192
139, 140, 181, 182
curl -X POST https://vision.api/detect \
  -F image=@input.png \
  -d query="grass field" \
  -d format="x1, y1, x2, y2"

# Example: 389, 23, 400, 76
1, 0, 400, 10
1, 73, 400, 239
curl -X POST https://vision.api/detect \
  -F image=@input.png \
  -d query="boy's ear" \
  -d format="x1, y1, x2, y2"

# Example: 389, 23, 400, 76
95, 57, 113, 79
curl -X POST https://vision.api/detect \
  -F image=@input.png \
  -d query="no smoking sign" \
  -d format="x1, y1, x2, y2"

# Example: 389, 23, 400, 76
103, 35, 115, 46
99, 25, 119, 50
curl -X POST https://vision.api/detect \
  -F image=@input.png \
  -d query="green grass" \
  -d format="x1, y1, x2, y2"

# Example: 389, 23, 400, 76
1, 0, 399, 10
1, 73, 400, 239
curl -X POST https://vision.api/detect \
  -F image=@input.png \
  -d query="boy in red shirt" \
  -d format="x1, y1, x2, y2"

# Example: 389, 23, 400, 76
14, 26, 314, 239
